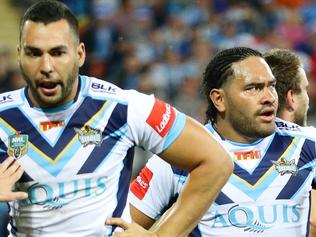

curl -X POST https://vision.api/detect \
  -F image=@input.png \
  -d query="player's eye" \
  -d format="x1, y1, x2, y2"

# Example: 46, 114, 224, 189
51, 50, 66, 57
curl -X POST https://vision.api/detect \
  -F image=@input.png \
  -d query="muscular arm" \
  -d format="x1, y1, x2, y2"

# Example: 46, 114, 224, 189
129, 156, 178, 230
109, 116, 232, 237
152, 116, 233, 237
130, 205, 156, 230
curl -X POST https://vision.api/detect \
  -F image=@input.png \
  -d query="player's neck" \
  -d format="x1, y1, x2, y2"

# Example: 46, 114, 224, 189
278, 110, 294, 124
214, 120, 260, 144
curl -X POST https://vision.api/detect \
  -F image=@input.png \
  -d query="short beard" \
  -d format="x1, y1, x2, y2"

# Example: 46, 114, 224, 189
230, 114, 275, 141
226, 97, 275, 141
20, 63, 79, 108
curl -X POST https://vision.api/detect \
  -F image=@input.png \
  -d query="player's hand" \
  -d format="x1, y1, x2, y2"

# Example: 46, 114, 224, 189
106, 218, 159, 237
0, 157, 28, 202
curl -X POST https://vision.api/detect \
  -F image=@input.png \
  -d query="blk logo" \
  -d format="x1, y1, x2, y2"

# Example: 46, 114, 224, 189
91, 82, 117, 94
0, 95, 13, 104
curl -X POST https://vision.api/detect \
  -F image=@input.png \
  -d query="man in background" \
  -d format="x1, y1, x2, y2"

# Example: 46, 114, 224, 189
263, 49, 309, 127
263, 48, 315, 237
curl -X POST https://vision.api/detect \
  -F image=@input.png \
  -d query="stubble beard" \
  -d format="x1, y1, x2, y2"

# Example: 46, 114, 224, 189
20, 63, 79, 108
231, 115, 275, 140
227, 100, 275, 140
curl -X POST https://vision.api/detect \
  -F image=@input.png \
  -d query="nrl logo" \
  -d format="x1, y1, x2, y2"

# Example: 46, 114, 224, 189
74, 126, 103, 147
7, 132, 28, 159
271, 157, 298, 176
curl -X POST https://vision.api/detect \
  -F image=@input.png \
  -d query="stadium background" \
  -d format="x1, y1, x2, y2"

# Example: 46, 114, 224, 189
1, 0, 316, 235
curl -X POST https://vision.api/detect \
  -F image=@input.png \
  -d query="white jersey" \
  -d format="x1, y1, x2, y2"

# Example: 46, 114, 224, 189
129, 119, 316, 237
0, 75, 186, 237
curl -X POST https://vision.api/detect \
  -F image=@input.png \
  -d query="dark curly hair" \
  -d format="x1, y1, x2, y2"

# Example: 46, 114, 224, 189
202, 47, 262, 123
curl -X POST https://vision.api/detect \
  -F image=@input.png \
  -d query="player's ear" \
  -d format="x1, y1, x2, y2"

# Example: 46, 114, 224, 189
210, 88, 226, 113
285, 89, 295, 111
17, 44, 22, 64
77, 42, 86, 67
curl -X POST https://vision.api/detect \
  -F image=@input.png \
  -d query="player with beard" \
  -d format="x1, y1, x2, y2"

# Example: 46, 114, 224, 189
0, 1, 233, 236
129, 47, 316, 236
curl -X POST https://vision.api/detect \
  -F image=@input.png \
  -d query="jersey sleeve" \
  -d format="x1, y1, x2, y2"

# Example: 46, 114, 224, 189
125, 90, 186, 154
129, 155, 177, 220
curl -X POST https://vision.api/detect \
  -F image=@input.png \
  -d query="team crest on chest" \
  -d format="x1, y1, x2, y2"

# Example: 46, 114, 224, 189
271, 157, 298, 176
74, 126, 103, 147
7, 132, 28, 159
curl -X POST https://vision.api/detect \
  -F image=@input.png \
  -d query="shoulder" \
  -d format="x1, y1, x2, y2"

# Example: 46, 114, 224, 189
275, 118, 301, 131
0, 88, 25, 113
275, 117, 316, 140
82, 75, 122, 99
82, 75, 154, 104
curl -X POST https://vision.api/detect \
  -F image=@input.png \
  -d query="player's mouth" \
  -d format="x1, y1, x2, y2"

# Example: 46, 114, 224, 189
38, 81, 61, 96
258, 108, 275, 123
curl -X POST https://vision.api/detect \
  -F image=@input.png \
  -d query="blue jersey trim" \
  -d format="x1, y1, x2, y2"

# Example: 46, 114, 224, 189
248, 134, 275, 175
0, 98, 106, 158
162, 112, 186, 150
215, 191, 234, 205
110, 147, 135, 235
277, 139, 316, 199
189, 225, 202, 237
233, 133, 293, 186
78, 103, 128, 174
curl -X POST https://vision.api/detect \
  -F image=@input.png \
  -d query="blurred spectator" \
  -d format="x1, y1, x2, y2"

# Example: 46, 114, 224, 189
9, 69, 26, 90
116, 53, 142, 89
81, 14, 118, 78
173, 75, 206, 123
150, 0, 169, 28
0, 49, 13, 93
0, 48, 25, 93
277, 0, 306, 8
274, 8, 307, 47
300, 0, 316, 31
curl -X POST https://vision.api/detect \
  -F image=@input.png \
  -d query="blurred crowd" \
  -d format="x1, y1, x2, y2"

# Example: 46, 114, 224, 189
1, 0, 316, 235
5, 0, 316, 124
